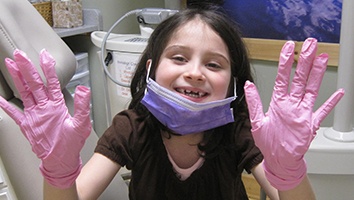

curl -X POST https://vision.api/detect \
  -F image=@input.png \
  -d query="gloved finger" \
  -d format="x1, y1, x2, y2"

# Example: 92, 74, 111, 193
290, 38, 317, 100
303, 53, 328, 108
13, 49, 48, 105
273, 40, 295, 100
244, 80, 265, 131
72, 86, 92, 138
0, 97, 34, 145
5, 58, 36, 108
0, 95, 25, 126
39, 49, 64, 103
312, 89, 345, 129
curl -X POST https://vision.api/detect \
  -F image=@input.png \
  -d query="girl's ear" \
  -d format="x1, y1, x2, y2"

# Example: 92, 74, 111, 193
146, 59, 152, 71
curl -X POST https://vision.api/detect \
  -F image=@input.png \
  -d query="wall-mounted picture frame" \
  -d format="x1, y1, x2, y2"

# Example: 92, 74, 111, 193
223, 0, 342, 66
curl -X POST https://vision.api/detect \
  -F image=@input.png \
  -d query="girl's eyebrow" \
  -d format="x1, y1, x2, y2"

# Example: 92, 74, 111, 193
164, 44, 188, 52
164, 45, 230, 64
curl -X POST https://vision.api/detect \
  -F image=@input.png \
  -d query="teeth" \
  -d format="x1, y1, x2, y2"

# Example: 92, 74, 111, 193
176, 88, 206, 98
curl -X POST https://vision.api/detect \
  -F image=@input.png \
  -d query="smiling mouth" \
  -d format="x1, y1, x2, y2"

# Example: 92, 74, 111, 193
175, 88, 207, 98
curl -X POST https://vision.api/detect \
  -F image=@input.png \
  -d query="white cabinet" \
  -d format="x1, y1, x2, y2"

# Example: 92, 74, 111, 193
0, 158, 17, 200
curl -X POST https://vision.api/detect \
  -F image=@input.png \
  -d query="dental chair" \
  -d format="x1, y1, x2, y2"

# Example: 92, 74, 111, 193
0, 0, 129, 199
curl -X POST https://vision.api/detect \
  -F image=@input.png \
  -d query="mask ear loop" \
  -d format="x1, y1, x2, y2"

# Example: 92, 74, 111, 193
233, 77, 237, 98
236, 78, 246, 104
232, 77, 246, 104
144, 61, 152, 94
146, 61, 152, 83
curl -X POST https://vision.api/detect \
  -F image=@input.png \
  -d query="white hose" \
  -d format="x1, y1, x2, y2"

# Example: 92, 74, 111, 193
100, 9, 143, 87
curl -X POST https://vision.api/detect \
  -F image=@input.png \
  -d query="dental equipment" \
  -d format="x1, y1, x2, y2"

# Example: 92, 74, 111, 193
93, 8, 178, 87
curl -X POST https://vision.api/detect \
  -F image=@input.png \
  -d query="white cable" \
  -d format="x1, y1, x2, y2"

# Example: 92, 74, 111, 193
100, 9, 143, 87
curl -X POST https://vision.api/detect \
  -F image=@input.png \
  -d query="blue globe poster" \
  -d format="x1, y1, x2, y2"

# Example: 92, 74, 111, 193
223, 0, 342, 43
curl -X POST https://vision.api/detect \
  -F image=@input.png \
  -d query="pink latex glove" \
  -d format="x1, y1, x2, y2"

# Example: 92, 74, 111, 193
244, 38, 344, 191
0, 49, 91, 189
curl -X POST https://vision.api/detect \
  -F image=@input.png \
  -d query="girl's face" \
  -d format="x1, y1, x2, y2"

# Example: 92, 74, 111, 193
154, 18, 231, 103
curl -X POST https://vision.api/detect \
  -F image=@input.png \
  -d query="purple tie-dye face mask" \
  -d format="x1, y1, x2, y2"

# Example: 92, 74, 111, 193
141, 63, 236, 135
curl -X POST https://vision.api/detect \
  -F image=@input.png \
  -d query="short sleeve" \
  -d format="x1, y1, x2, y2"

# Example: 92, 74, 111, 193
94, 110, 140, 169
235, 120, 263, 173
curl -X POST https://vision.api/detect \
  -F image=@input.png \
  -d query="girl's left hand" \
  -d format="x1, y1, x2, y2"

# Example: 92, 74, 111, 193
244, 38, 344, 191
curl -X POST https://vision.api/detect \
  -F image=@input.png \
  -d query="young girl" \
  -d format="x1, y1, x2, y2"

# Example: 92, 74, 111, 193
0, 7, 344, 200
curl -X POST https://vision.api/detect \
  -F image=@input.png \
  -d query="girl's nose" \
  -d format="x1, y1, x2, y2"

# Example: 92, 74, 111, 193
183, 62, 205, 82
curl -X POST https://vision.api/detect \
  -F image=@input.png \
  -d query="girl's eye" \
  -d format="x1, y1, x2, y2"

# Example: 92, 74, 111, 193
206, 63, 221, 69
172, 56, 187, 63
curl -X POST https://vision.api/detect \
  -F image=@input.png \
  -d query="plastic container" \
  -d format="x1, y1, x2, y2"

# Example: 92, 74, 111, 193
91, 31, 148, 119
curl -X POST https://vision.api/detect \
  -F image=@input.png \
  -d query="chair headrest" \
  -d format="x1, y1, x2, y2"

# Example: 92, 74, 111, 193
0, 0, 76, 100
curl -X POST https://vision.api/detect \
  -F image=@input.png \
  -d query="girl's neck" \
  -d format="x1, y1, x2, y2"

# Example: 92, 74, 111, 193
162, 131, 204, 169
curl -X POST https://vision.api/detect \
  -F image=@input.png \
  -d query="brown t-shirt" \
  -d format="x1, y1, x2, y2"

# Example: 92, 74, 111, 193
95, 109, 263, 200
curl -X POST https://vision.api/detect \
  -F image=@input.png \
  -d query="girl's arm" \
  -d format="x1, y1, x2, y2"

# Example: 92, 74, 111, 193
44, 153, 121, 200
278, 176, 315, 200
252, 162, 315, 200
44, 182, 78, 200
251, 162, 278, 200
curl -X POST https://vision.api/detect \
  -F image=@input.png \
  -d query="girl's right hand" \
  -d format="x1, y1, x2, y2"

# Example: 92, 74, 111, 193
0, 49, 92, 189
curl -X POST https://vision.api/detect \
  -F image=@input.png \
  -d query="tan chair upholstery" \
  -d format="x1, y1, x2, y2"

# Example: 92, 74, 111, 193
0, 0, 128, 199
